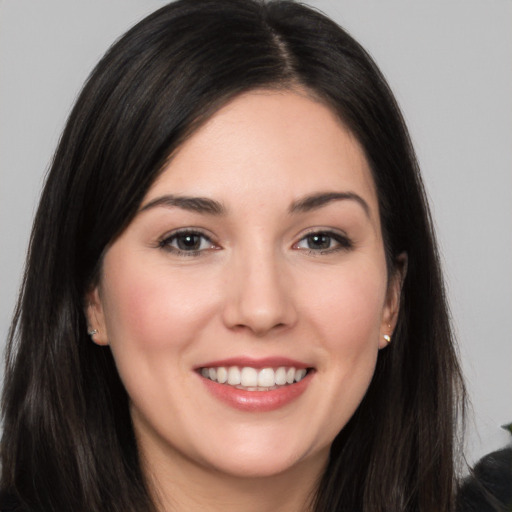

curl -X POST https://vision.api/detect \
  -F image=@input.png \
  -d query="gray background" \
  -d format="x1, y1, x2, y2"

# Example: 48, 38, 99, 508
1, 0, 511, 468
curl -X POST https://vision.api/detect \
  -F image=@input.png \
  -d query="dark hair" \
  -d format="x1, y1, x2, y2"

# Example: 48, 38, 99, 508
1, 0, 465, 510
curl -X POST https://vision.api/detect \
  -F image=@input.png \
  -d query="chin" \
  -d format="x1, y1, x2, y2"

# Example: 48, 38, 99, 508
206, 453, 309, 479
197, 434, 328, 480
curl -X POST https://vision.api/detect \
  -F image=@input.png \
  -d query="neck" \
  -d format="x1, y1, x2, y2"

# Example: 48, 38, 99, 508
140, 439, 327, 512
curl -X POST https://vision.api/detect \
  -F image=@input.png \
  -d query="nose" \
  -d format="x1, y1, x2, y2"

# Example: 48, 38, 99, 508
221, 247, 298, 337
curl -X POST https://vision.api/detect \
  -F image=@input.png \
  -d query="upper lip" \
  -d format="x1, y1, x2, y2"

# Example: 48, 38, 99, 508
195, 356, 312, 370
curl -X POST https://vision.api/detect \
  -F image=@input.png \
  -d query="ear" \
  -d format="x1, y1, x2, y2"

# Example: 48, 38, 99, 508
379, 252, 407, 349
85, 285, 109, 346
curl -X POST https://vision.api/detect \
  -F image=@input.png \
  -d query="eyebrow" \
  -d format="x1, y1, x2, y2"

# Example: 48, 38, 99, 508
140, 195, 226, 215
289, 191, 370, 217
139, 191, 370, 218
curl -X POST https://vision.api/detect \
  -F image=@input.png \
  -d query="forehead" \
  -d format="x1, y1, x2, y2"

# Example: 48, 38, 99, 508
147, 90, 378, 213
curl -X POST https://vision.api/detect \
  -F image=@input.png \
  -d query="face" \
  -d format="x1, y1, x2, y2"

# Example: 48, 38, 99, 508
87, 90, 402, 481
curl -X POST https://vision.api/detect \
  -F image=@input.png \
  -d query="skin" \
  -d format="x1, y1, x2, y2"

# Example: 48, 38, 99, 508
87, 90, 404, 512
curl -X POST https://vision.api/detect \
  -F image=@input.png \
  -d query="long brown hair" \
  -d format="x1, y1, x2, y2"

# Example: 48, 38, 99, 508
2, 1, 465, 510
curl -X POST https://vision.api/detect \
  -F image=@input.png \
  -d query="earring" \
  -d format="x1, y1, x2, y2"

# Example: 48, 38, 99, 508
88, 329, 98, 336
383, 334, 391, 344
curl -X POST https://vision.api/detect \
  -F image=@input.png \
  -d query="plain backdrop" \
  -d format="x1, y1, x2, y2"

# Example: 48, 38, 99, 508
1, 0, 511, 467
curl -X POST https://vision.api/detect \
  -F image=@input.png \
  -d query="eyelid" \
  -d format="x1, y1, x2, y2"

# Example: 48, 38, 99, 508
158, 227, 220, 256
292, 228, 353, 253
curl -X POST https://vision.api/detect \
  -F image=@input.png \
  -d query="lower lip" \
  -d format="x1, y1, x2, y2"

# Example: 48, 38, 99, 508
199, 372, 313, 412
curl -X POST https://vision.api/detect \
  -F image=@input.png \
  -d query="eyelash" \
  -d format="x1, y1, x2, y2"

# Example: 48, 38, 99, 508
293, 230, 353, 255
158, 229, 217, 257
158, 229, 353, 257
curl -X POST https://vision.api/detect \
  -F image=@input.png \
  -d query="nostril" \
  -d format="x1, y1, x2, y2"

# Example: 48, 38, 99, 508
220, 263, 298, 335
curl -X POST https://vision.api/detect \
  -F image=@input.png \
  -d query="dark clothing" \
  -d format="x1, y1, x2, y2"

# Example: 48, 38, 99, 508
456, 447, 512, 512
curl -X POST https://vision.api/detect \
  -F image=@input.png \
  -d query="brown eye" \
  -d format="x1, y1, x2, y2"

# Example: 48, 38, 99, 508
305, 234, 332, 250
175, 233, 203, 251
295, 231, 352, 253
160, 230, 216, 255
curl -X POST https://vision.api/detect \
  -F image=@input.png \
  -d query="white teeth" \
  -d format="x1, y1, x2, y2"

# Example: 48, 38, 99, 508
258, 368, 275, 387
227, 366, 241, 385
240, 367, 258, 387
275, 367, 287, 385
216, 366, 228, 384
201, 365, 310, 389
295, 368, 307, 382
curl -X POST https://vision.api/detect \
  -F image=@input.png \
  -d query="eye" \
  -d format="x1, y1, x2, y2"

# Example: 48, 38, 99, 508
159, 230, 217, 256
294, 231, 352, 253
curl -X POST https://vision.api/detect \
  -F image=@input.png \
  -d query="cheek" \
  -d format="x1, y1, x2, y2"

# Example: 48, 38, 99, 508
305, 263, 387, 348
98, 256, 222, 421
266, 261, 386, 449
100, 257, 219, 353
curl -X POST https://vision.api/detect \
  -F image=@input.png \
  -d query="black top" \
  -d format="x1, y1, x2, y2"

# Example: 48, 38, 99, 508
456, 446, 512, 512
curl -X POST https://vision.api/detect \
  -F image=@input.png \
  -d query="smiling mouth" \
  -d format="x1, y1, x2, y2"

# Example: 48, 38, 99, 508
199, 366, 312, 391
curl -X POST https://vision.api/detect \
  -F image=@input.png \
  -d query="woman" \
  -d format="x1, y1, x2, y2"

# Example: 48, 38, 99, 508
1, 0, 466, 510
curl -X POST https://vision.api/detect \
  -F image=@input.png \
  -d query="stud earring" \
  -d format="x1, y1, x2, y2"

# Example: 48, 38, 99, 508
383, 334, 391, 344
88, 329, 98, 336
